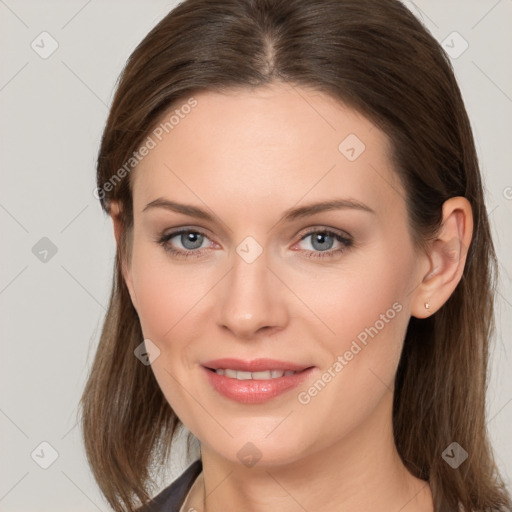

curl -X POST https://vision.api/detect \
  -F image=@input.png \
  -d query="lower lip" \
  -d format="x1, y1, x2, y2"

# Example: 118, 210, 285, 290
201, 366, 315, 404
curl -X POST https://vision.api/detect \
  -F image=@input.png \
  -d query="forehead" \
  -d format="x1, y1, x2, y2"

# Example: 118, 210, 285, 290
131, 83, 404, 219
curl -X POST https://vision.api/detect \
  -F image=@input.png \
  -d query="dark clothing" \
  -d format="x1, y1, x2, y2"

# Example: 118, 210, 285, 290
137, 459, 202, 512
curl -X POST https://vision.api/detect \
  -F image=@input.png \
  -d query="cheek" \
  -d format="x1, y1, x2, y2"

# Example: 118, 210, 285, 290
289, 247, 412, 409
289, 263, 410, 449
130, 240, 211, 341
339, 256, 410, 369
290, 245, 411, 345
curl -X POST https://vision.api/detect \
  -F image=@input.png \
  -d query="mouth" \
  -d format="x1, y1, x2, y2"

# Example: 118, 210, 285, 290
201, 357, 311, 373
200, 358, 315, 404
204, 368, 303, 380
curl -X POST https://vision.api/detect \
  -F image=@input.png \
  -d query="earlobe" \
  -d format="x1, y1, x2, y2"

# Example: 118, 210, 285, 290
411, 197, 473, 319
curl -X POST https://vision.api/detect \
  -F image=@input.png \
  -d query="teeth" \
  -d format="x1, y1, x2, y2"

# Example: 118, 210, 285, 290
254, 371, 274, 379
214, 369, 298, 380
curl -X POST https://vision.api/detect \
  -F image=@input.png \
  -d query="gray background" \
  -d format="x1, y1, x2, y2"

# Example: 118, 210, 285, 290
1, 1, 511, 510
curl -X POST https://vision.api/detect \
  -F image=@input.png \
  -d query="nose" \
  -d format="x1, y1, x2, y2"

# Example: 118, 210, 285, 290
216, 249, 289, 339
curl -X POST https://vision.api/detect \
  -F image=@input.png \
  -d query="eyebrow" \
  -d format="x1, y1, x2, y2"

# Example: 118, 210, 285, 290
142, 197, 375, 222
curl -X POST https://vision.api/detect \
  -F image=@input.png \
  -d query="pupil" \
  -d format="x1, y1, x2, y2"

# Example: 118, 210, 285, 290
313, 233, 333, 251
182, 232, 203, 249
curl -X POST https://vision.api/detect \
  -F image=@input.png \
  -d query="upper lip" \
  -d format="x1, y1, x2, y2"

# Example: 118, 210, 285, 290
201, 358, 312, 372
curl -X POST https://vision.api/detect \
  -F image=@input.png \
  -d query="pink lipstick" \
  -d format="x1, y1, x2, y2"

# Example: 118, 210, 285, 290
201, 358, 315, 404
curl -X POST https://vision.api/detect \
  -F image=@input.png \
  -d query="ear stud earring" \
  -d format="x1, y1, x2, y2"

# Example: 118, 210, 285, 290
425, 302, 430, 310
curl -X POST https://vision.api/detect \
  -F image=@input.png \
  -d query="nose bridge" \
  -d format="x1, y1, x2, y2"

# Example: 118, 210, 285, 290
216, 240, 287, 337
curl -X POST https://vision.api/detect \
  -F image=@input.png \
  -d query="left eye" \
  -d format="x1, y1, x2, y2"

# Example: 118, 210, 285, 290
294, 230, 352, 258
298, 231, 340, 251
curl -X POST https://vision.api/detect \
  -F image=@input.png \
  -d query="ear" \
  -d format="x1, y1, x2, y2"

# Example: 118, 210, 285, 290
410, 196, 473, 319
109, 200, 138, 311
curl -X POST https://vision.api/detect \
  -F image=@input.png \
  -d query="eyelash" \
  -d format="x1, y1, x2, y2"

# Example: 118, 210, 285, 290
156, 228, 353, 260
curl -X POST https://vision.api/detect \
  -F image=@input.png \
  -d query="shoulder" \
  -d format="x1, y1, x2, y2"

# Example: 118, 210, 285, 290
136, 459, 203, 512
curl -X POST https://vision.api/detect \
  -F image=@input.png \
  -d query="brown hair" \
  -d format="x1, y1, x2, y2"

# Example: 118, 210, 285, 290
79, 0, 512, 510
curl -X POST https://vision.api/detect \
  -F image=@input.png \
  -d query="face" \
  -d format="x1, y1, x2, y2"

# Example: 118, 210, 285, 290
121, 83, 428, 467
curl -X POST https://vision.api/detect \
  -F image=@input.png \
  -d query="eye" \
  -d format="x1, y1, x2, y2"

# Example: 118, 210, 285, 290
293, 229, 353, 259
156, 227, 353, 260
157, 229, 214, 259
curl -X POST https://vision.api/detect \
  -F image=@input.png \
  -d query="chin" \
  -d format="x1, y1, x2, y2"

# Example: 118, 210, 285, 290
209, 425, 310, 468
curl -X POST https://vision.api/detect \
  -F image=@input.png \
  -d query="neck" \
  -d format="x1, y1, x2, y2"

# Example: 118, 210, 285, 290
187, 392, 433, 512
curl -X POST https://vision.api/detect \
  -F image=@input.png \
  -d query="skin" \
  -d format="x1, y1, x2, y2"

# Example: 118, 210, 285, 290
110, 82, 473, 512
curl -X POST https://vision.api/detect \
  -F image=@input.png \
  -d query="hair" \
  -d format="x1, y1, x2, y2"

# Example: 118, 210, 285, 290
78, 0, 512, 511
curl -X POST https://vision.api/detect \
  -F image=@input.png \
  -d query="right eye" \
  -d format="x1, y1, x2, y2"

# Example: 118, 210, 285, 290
157, 229, 214, 258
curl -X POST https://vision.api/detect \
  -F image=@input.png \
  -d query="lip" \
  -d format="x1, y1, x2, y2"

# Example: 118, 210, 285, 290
201, 358, 311, 372
200, 359, 315, 404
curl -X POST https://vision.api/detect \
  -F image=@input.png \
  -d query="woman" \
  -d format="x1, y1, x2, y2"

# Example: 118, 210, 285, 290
79, 0, 512, 511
